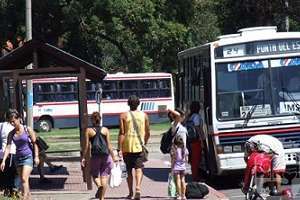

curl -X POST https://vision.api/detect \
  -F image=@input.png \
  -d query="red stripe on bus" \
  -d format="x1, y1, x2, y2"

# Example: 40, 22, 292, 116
33, 110, 163, 119
35, 98, 172, 106
213, 126, 300, 137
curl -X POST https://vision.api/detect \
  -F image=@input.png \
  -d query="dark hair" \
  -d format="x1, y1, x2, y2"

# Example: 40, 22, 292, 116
175, 107, 185, 117
190, 101, 200, 114
128, 95, 140, 110
6, 109, 20, 121
91, 111, 101, 125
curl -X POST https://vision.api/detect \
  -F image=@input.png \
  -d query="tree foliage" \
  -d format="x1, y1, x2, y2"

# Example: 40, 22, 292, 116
1, 0, 300, 73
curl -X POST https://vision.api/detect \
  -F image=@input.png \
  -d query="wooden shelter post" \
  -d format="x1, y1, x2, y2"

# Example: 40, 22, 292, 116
78, 67, 92, 190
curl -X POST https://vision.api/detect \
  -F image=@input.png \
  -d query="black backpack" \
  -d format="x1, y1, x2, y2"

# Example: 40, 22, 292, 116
91, 127, 109, 156
186, 182, 209, 199
185, 119, 199, 142
160, 128, 175, 154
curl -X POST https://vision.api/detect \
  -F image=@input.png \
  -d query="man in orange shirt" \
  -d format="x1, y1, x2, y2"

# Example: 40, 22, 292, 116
118, 95, 150, 200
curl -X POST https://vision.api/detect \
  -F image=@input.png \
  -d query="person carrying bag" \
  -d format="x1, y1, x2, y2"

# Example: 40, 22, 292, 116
118, 95, 150, 200
129, 111, 149, 162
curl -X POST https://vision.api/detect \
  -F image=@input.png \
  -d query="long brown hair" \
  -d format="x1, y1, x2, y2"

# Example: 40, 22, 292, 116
91, 111, 101, 126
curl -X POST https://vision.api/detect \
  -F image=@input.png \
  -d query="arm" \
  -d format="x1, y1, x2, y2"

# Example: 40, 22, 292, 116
27, 127, 39, 165
144, 113, 150, 145
118, 113, 126, 154
103, 127, 117, 162
0, 131, 13, 171
81, 128, 90, 167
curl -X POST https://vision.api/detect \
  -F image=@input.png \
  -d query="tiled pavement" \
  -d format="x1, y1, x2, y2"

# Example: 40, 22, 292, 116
28, 156, 228, 200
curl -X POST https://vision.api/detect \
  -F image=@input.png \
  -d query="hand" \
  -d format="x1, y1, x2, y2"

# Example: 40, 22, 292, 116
34, 157, 40, 166
113, 156, 119, 162
0, 161, 5, 172
81, 158, 86, 167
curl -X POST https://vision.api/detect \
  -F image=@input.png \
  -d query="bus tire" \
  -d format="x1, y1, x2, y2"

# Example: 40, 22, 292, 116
37, 119, 52, 132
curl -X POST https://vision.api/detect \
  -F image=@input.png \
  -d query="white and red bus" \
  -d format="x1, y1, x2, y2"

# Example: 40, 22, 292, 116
177, 26, 300, 176
32, 72, 174, 132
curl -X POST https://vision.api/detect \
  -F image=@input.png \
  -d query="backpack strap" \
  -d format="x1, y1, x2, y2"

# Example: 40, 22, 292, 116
129, 111, 144, 148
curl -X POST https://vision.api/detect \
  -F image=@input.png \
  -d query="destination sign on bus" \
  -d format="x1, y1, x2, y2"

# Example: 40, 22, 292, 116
216, 39, 300, 58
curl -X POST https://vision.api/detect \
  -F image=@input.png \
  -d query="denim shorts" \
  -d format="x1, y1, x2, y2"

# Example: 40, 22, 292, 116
15, 155, 33, 168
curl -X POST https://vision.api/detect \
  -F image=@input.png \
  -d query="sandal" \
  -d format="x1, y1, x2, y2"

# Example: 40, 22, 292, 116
95, 186, 103, 198
134, 191, 141, 200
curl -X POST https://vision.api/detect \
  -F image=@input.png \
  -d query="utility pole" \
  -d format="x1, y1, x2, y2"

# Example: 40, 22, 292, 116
285, 0, 289, 32
26, 0, 33, 128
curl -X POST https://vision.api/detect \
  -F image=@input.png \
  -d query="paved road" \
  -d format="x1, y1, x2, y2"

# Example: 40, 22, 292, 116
211, 173, 300, 200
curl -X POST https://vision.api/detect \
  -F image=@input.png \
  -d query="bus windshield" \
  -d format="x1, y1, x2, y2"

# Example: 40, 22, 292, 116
216, 57, 300, 120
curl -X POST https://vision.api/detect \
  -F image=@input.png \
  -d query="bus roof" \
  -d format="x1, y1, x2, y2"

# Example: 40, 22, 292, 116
32, 72, 172, 83
178, 26, 300, 57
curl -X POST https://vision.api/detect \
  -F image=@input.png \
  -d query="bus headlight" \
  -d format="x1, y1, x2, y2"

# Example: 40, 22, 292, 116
233, 145, 242, 152
223, 145, 233, 153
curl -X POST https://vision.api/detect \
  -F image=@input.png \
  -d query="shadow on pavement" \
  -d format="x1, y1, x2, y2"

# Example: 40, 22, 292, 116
143, 168, 170, 182
207, 173, 243, 190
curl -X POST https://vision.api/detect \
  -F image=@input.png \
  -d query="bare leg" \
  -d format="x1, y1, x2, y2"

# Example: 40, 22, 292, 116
38, 157, 45, 179
275, 173, 282, 192
175, 174, 181, 197
135, 168, 143, 193
19, 165, 33, 200
100, 176, 109, 200
127, 169, 134, 198
93, 177, 101, 188
93, 177, 102, 199
180, 174, 186, 199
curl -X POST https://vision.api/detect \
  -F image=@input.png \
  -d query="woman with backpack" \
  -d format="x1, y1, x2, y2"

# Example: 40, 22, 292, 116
0, 109, 39, 200
81, 111, 118, 200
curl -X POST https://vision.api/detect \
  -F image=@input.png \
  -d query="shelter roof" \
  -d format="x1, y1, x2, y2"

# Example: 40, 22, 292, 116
0, 40, 106, 81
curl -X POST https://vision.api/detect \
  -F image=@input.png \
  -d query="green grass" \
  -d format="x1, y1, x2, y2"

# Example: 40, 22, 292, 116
38, 122, 169, 152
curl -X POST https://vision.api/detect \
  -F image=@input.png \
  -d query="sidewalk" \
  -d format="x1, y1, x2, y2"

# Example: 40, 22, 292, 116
27, 156, 228, 200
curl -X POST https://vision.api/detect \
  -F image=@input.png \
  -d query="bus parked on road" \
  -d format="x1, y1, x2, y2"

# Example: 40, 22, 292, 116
177, 26, 300, 176
32, 72, 174, 132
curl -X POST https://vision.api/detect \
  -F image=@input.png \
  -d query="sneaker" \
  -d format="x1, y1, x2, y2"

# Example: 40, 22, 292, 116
50, 165, 63, 172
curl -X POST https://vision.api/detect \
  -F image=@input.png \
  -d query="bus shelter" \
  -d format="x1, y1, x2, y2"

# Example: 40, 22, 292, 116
0, 40, 106, 189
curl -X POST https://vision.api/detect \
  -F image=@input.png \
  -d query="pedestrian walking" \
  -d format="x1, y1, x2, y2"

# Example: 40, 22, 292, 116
81, 111, 117, 200
38, 150, 63, 183
171, 135, 189, 200
0, 119, 17, 197
0, 109, 39, 200
118, 95, 150, 200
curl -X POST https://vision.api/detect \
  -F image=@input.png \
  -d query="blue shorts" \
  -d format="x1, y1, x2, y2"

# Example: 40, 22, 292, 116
15, 155, 33, 168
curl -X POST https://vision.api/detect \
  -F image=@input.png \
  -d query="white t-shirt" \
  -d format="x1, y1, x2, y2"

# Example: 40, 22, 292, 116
171, 122, 187, 148
248, 134, 284, 156
0, 122, 16, 159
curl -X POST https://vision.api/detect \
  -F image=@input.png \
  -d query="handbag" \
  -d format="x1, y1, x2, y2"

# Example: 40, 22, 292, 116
129, 111, 149, 162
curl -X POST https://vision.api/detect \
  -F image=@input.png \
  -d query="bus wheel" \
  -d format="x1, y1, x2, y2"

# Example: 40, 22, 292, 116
37, 119, 52, 132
